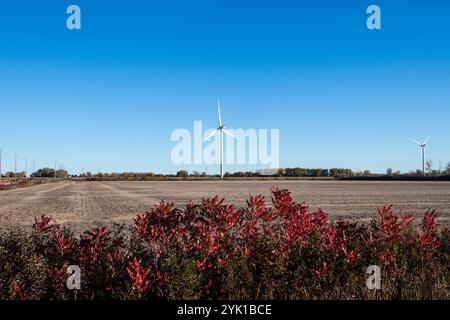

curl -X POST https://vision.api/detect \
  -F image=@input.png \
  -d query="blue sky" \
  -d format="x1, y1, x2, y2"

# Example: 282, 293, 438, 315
0, 0, 449, 174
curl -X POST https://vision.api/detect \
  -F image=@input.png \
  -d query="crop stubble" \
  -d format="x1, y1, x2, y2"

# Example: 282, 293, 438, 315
0, 180, 449, 231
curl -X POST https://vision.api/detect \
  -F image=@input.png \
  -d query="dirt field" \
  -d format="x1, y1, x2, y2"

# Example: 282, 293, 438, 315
0, 180, 449, 232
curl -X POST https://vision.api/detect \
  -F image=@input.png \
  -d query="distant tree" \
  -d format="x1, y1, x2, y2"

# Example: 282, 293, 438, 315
282, 167, 332, 177
4, 172, 15, 178
276, 168, 285, 177
16, 172, 26, 179
55, 169, 69, 178
110, 173, 119, 179
329, 168, 354, 178
32, 168, 55, 178
176, 170, 189, 178
386, 168, 393, 175
445, 162, 450, 174
94, 172, 104, 178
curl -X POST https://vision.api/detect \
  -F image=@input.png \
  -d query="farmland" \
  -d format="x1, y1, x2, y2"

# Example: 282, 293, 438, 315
0, 180, 449, 231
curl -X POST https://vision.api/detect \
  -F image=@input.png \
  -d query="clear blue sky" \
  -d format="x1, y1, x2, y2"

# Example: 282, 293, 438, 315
0, 0, 449, 174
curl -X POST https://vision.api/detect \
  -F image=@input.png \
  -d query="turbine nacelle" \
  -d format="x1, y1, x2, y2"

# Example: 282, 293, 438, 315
202, 100, 238, 143
410, 136, 431, 147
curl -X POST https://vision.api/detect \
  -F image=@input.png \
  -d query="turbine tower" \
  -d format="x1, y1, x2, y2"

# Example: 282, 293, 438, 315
202, 99, 238, 178
410, 136, 431, 175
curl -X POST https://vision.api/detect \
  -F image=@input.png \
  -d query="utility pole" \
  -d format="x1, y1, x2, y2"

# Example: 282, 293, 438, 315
14, 154, 18, 182
25, 157, 28, 179
54, 161, 57, 179
59, 162, 64, 178
0, 148, 2, 182
32, 159, 36, 177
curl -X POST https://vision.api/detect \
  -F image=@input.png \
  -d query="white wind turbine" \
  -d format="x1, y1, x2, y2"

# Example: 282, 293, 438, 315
202, 100, 238, 178
410, 136, 431, 175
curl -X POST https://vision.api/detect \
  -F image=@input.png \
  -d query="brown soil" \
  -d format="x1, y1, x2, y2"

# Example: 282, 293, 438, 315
0, 180, 449, 232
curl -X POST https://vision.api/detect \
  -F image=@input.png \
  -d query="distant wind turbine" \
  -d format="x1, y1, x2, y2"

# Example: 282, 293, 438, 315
410, 136, 431, 175
202, 100, 238, 178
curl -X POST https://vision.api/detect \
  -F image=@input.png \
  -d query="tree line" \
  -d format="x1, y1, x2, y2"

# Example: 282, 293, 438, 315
3, 162, 449, 181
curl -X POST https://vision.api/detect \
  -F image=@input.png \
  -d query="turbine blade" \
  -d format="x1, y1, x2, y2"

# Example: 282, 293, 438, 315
423, 136, 432, 144
202, 129, 219, 144
217, 99, 222, 127
410, 139, 421, 145
223, 129, 239, 140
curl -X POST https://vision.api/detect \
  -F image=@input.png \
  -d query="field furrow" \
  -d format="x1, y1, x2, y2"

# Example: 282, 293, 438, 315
0, 180, 449, 232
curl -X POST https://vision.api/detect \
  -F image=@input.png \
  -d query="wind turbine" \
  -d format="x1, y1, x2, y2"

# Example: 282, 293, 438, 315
410, 136, 431, 175
202, 100, 238, 178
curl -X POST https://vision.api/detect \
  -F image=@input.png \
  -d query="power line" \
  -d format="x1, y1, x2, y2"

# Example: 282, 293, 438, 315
0, 148, 65, 180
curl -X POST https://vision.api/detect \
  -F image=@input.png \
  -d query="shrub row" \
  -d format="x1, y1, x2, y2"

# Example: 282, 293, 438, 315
0, 188, 448, 300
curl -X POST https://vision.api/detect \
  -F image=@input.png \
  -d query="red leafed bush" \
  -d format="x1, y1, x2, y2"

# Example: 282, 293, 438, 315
33, 215, 53, 233
0, 188, 448, 300
125, 257, 167, 298
416, 211, 441, 254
